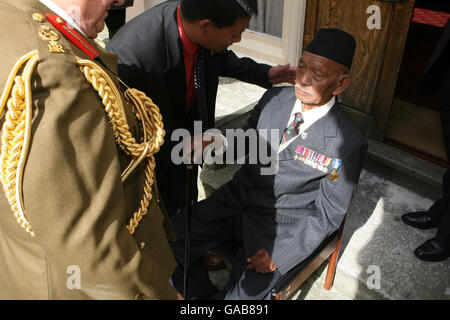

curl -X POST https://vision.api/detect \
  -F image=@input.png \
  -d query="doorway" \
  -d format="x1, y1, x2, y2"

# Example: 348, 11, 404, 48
384, 0, 450, 168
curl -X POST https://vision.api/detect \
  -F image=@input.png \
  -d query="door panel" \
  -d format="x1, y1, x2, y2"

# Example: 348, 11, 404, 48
315, 0, 393, 114
303, 0, 415, 139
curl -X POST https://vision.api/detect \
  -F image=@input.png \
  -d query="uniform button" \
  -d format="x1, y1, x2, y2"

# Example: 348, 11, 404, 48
140, 242, 146, 249
32, 13, 45, 22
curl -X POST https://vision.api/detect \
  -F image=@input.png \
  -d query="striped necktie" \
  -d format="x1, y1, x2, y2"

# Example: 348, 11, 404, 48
281, 112, 304, 143
194, 48, 209, 133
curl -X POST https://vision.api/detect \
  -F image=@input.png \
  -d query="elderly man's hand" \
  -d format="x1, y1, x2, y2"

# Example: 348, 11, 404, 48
246, 248, 277, 274
268, 63, 296, 85
181, 133, 227, 164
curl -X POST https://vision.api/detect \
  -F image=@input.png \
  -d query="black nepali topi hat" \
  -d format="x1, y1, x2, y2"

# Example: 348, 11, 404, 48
305, 28, 356, 69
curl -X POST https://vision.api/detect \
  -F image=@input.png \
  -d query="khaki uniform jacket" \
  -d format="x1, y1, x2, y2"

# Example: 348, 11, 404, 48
0, 0, 177, 300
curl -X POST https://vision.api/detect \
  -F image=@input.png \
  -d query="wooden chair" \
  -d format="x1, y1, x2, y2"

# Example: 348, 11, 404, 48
270, 217, 346, 300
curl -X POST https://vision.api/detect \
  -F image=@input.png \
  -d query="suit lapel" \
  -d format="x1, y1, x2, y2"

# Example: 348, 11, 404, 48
25, 0, 118, 74
271, 88, 297, 143
303, 101, 339, 154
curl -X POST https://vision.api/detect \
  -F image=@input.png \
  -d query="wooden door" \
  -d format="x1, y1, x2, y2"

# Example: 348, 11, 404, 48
303, 0, 415, 139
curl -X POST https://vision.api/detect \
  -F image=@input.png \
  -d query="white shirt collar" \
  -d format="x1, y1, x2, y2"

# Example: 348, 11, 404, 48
278, 96, 336, 153
287, 96, 336, 134
299, 96, 336, 133
38, 0, 87, 37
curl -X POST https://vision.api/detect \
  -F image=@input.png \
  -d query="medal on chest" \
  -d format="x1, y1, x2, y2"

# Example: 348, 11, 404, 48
294, 144, 342, 180
328, 158, 342, 181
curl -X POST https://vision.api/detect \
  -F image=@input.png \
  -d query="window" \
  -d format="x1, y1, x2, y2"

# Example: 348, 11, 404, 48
230, 0, 307, 66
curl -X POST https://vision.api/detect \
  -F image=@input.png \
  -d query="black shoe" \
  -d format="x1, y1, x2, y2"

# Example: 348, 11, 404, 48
203, 251, 226, 271
401, 211, 440, 230
414, 238, 450, 262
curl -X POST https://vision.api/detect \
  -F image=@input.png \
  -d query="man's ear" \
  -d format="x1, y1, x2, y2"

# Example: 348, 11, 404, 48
198, 19, 212, 37
332, 74, 351, 96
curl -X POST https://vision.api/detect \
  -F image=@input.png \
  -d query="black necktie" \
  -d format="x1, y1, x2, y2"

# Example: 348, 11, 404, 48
194, 48, 209, 133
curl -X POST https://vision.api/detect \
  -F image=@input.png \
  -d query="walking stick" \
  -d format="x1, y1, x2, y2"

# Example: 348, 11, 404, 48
183, 164, 194, 300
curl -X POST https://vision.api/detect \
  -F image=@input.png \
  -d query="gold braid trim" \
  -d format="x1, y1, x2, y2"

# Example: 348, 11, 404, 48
0, 50, 39, 236
0, 51, 165, 236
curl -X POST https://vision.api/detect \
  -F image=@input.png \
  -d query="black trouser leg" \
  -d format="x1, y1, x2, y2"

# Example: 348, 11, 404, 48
169, 205, 240, 299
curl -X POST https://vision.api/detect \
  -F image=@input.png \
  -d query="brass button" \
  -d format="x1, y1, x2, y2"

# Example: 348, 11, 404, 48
140, 242, 146, 249
56, 17, 64, 24
32, 13, 45, 22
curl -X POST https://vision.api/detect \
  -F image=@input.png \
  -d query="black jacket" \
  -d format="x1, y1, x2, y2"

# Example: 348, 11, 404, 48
107, 1, 272, 215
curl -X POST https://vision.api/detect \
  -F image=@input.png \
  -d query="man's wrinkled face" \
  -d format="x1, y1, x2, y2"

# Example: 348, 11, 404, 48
201, 16, 251, 53
68, 0, 125, 38
295, 51, 349, 107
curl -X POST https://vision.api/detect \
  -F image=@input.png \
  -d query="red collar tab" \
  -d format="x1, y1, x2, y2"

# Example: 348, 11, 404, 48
45, 13, 100, 59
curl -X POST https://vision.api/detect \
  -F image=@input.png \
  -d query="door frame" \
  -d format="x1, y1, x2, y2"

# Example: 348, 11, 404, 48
230, 0, 308, 66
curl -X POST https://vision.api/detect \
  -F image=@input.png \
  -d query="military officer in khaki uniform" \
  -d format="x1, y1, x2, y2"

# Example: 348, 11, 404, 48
0, 0, 179, 299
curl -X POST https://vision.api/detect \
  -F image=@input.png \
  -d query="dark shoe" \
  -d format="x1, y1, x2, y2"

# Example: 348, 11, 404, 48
414, 238, 450, 262
203, 251, 226, 271
401, 211, 440, 230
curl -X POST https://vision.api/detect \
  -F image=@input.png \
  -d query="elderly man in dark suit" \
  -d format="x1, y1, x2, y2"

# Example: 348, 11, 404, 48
169, 28, 367, 300
106, 0, 295, 223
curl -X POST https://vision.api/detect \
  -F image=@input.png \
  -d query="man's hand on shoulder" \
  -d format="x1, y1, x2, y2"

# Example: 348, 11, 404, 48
268, 63, 296, 85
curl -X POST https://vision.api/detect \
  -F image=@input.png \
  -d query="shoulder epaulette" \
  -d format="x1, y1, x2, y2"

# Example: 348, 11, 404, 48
0, 11, 165, 238
30, 12, 66, 55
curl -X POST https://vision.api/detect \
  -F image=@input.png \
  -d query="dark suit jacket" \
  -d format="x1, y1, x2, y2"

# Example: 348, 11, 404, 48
107, 1, 272, 215
197, 86, 367, 274
421, 21, 450, 95
422, 21, 450, 243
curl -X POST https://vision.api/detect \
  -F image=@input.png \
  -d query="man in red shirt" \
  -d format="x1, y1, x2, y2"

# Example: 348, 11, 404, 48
107, 0, 295, 224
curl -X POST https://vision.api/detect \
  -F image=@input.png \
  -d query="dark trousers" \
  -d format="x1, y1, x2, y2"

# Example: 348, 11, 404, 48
169, 196, 282, 300
156, 106, 202, 218
428, 63, 450, 247
427, 170, 450, 246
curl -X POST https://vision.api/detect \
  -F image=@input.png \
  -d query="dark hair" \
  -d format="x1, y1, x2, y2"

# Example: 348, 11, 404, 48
180, 0, 258, 28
